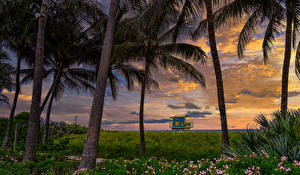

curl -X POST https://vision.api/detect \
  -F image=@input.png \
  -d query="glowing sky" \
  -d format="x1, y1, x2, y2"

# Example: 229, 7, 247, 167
1, 9, 300, 131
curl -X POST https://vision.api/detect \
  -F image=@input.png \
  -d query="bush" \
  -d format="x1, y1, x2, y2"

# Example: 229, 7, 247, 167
232, 110, 300, 161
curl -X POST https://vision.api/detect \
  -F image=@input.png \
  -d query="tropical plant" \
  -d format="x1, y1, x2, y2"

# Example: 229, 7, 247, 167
23, 0, 50, 161
112, 1, 207, 154
231, 110, 300, 161
197, 0, 230, 148
0, 0, 38, 148
79, 0, 120, 169
0, 52, 14, 106
144, 0, 230, 147
213, 0, 299, 112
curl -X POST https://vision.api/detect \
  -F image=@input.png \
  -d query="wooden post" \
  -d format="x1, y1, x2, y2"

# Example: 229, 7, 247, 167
13, 123, 19, 150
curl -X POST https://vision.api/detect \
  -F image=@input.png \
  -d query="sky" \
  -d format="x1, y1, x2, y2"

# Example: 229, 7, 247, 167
1, 2, 300, 131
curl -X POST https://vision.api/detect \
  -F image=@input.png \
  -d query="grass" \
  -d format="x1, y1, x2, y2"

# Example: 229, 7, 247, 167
1, 130, 300, 174
53, 131, 241, 160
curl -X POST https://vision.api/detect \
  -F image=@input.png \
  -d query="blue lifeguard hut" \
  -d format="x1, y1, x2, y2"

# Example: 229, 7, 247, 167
169, 114, 193, 132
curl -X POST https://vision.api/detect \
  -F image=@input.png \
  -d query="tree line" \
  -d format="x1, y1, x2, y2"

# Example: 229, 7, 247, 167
0, 0, 300, 169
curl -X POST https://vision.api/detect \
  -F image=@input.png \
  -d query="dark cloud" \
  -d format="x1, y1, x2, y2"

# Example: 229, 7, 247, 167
288, 91, 300, 97
167, 102, 200, 109
225, 99, 238, 104
102, 120, 114, 125
169, 77, 179, 83
144, 119, 171, 123
167, 104, 184, 109
239, 89, 266, 98
185, 103, 201, 109
239, 89, 300, 99
239, 89, 280, 98
118, 119, 171, 124
119, 120, 138, 124
187, 111, 213, 118
130, 112, 140, 116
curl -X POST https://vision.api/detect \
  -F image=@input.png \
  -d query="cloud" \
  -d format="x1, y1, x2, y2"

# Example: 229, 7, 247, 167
102, 120, 114, 125
225, 99, 238, 104
167, 102, 200, 109
185, 103, 201, 109
167, 104, 184, 109
239, 89, 280, 98
118, 119, 171, 124
130, 112, 140, 116
288, 91, 300, 97
187, 111, 213, 118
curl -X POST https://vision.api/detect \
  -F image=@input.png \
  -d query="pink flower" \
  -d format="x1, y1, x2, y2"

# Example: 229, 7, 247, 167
294, 160, 300, 166
281, 156, 287, 162
216, 169, 224, 174
223, 164, 229, 169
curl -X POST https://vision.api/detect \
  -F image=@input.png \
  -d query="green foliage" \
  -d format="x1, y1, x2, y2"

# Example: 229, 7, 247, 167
2, 148, 300, 174
232, 110, 300, 161
0, 112, 29, 149
53, 131, 240, 160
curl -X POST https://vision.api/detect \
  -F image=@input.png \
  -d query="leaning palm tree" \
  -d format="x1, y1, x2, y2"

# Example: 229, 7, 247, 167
113, 1, 207, 154
79, 0, 120, 169
0, 0, 38, 148
213, 0, 299, 113
23, 0, 49, 161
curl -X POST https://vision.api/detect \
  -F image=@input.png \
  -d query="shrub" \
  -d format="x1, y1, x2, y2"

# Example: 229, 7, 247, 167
232, 110, 300, 161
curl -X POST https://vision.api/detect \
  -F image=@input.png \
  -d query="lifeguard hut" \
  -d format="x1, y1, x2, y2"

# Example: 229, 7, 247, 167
169, 114, 193, 132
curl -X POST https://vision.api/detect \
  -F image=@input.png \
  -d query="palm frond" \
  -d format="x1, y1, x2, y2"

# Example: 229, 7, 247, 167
262, 8, 284, 63
159, 43, 206, 63
238, 9, 264, 58
158, 54, 205, 87
295, 40, 300, 80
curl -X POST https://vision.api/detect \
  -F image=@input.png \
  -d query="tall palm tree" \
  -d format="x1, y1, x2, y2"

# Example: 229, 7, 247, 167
141, 0, 230, 148
23, 0, 49, 161
213, 0, 299, 113
0, 0, 38, 148
112, 1, 207, 153
203, 0, 230, 147
79, 0, 120, 169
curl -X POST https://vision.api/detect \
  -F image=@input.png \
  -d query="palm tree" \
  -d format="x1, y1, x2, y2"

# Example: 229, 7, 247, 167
0, 0, 38, 148
0, 52, 14, 106
213, 0, 299, 113
203, 0, 230, 147
141, 0, 230, 148
79, 0, 120, 169
23, 0, 49, 161
112, 1, 207, 154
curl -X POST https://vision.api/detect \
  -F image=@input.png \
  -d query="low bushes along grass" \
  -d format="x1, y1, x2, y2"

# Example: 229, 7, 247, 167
1, 148, 300, 174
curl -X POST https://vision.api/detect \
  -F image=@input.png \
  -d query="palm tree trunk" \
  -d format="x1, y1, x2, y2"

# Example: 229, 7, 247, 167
79, 0, 119, 169
43, 69, 62, 145
23, 0, 49, 161
139, 58, 150, 154
205, 0, 230, 148
281, 0, 293, 113
2, 50, 21, 148
43, 89, 54, 145
40, 81, 54, 113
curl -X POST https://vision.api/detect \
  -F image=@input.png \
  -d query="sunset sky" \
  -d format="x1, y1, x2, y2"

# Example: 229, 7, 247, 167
1, 1, 300, 131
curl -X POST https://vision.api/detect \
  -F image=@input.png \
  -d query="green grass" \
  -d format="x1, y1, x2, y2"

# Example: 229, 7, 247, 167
54, 131, 241, 160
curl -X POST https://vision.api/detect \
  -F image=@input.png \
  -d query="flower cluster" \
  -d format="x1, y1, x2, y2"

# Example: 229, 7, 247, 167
244, 166, 260, 175
277, 156, 291, 172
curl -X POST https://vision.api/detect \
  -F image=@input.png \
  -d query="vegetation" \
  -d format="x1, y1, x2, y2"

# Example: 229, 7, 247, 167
232, 110, 300, 161
0, 52, 13, 106
1, 0, 300, 173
